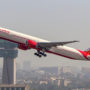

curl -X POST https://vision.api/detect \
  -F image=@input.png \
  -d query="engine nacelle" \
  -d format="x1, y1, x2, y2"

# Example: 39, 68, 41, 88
26, 40, 37, 49
18, 44, 29, 50
18, 40, 37, 50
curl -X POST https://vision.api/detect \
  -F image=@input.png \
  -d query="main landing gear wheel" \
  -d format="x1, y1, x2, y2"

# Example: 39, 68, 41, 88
34, 50, 47, 58
39, 52, 47, 57
34, 53, 42, 58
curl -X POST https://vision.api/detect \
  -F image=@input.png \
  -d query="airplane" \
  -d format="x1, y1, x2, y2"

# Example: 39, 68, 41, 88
0, 27, 90, 60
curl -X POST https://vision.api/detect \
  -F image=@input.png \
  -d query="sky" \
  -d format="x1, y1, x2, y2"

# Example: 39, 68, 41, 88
0, 0, 90, 69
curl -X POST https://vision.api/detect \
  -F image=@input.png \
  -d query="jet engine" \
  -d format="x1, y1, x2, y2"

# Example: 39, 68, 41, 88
18, 40, 37, 50
26, 40, 37, 49
18, 44, 29, 50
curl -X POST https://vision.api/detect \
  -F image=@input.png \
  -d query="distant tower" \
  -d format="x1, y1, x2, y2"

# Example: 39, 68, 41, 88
0, 39, 18, 84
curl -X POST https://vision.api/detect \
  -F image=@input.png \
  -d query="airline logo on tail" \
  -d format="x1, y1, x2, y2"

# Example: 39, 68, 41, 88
85, 48, 90, 54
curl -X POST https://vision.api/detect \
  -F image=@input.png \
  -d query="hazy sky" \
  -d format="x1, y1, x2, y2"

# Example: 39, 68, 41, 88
0, 0, 90, 69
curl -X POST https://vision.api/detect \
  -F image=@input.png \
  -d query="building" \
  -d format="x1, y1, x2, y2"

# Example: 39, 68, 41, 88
40, 81, 48, 85
39, 67, 58, 74
62, 66, 72, 73
0, 84, 29, 90
64, 79, 72, 87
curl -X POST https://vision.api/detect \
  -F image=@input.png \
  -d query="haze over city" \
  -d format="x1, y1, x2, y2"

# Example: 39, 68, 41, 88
0, 0, 90, 69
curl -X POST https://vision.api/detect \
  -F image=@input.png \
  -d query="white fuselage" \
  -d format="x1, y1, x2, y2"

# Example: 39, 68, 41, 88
0, 27, 87, 60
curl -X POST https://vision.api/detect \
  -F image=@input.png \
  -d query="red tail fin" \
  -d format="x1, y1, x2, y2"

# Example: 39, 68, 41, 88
85, 48, 90, 54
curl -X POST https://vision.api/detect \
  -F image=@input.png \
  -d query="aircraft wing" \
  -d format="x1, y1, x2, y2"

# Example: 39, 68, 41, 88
37, 40, 79, 48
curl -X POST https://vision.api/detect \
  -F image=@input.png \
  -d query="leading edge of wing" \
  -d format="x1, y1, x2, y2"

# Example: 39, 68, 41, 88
37, 40, 79, 48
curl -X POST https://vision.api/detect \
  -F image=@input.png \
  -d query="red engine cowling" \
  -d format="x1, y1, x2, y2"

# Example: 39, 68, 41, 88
18, 44, 29, 50
27, 40, 37, 49
18, 40, 37, 50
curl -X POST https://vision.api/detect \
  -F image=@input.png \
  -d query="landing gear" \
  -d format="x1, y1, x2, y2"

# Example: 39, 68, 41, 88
34, 50, 47, 58
39, 52, 47, 57
34, 53, 42, 58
